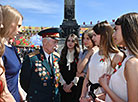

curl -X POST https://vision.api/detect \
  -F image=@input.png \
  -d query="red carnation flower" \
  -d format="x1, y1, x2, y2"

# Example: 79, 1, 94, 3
118, 62, 122, 66
31, 45, 34, 47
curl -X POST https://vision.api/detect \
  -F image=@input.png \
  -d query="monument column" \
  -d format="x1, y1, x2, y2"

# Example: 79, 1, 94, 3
60, 0, 80, 38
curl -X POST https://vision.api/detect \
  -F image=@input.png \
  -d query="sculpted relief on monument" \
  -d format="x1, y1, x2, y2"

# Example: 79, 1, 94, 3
65, 0, 74, 5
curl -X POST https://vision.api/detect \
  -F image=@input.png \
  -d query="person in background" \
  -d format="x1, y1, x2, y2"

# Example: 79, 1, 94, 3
20, 28, 61, 102
1, 5, 24, 102
80, 21, 124, 102
59, 34, 80, 102
98, 12, 138, 102
76, 28, 98, 102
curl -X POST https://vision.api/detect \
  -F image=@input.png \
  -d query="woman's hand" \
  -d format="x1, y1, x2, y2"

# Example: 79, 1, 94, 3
76, 72, 85, 77
86, 49, 94, 58
63, 83, 67, 89
86, 46, 98, 58
98, 74, 111, 90
79, 96, 91, 102
63, 83, 73, 93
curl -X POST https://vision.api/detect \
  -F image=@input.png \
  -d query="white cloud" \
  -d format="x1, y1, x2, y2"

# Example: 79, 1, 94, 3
1, 0, 60, 14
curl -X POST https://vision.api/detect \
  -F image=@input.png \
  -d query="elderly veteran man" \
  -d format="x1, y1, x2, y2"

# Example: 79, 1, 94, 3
20, 28, 61, 102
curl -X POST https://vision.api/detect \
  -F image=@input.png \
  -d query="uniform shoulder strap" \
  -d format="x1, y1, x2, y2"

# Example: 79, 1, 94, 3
28, 50, 40, 57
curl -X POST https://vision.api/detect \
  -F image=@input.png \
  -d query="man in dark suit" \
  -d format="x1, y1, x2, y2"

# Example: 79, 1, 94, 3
20, 28, 61, 102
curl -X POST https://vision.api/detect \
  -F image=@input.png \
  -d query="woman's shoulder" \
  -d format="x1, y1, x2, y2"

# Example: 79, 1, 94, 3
82, 49, 88, 54
79, 49, 88, 57
92, 46, 99, 52
126, 57, 138, 70
124, 57, 138, 81
114, 51, 124, 60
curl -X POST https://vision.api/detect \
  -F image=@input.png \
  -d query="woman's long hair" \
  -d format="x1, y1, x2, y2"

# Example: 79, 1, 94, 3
93, 20, 119, 59
115, 12, 138, 58
0, 5, 3, 29
0, 4, 23, 76
59, 34, 80, 67
1, 5, 23, 38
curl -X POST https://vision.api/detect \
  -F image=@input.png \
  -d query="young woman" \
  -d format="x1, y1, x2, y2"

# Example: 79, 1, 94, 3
76, 28, 98, 102
0, 5, 14, 102
80, 21, 124, 102
99, 12, 138, 102
1, 5, 24, 102
59, 34, 80, 102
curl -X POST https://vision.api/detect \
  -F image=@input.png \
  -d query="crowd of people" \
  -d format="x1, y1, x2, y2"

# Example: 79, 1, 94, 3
0, 4, 138, 102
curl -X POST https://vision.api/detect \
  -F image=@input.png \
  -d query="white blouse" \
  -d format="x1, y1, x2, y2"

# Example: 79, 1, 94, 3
88, 50, 115, 95
105, 55, 133, 102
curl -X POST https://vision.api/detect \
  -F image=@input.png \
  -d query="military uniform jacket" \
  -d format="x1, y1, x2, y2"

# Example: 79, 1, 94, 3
20, 47, 60, 102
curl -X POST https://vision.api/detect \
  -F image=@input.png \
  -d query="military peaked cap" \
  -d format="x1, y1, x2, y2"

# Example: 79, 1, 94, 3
38, 28, 61, 40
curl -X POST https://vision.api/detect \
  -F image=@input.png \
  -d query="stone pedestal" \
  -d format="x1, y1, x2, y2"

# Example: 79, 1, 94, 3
60, 0, 80, 38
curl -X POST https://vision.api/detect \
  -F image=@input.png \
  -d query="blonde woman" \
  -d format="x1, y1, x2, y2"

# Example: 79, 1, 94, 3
1, 5, 24, 102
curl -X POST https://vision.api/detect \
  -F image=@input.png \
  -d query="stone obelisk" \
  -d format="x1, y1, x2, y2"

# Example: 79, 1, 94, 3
60, 0, 80, 38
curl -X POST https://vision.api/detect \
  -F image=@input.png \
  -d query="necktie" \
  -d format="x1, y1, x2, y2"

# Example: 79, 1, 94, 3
48, 56, 52, 68
48, 56, 54, 76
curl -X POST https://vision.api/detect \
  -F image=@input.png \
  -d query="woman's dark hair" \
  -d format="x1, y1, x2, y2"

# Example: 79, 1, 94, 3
115, 12, 138, 57
59, 34, 80, 67
81, 28, 95, 50
93, 20, 119, 59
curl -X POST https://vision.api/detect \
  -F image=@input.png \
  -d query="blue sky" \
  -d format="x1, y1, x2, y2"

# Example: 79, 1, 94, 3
1, 0, 138, 27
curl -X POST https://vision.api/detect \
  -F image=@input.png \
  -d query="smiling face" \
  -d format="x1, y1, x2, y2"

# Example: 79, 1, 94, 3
67, 36, 76, 50
43, 38, 58, 54
112, 25, 125, 46
92, 31, 101, 46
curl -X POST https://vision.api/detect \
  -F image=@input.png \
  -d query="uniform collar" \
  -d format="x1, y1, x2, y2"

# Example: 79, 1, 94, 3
43, 48, 51, 61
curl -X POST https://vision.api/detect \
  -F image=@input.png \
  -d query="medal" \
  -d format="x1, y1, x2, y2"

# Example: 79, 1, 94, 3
43, 83, 47, 86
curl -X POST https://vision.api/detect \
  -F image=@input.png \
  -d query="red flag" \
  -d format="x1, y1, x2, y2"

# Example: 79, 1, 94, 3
112, 19, 115, 22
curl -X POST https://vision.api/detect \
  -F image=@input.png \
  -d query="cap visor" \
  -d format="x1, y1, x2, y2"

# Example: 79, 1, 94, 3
51, 37, 60, 40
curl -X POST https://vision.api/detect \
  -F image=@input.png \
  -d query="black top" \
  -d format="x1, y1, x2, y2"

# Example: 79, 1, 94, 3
59, 59, 77, 84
